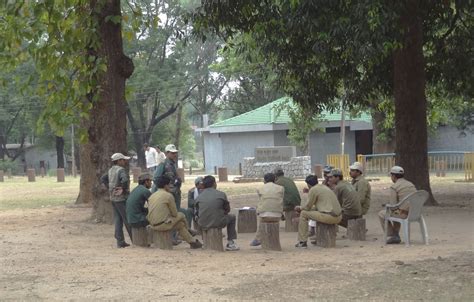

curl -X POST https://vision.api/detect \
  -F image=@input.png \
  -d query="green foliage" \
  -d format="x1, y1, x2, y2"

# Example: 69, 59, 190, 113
0, 159, 16, 172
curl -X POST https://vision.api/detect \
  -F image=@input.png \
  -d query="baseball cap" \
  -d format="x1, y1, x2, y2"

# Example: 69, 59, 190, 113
165, 144, 178, 153
111, 153, 131, 161
349, 162, 364, 172
194, 176, 204, 185
323, 165, 333, 173
138, 173, 152, 182
328, 168, 343, 177
390, 166, 404, 174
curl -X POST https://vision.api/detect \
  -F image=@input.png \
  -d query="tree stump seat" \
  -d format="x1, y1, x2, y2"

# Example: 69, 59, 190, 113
237, 208, 257, 233
151, 230, 173, 250
284, 210, 298, 232
347, 218, 366, 241
202, 228, 224, 252
316, 222, 337, 248
259, 222, 281, 251
131, 227, 149, 247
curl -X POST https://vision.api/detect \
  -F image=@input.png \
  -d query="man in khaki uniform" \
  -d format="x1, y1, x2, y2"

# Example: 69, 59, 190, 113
349, 162, 371, 216
378, 166, 416, 244
329, 169, 362, 228
147, 175, 202, 249
294, 175, 342, 248
250, 173, 284, 246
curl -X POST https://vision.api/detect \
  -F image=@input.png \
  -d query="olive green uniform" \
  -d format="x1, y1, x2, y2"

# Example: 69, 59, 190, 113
334, 180, 362, 227
378, 178, 416, 236
352, 175, 371, 215
275, 176, 301, 211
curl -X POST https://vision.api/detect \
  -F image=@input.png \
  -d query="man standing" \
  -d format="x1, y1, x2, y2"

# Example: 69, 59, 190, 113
143, 143, 159, 173
274, 168, 301, 215
107, 153, 132, 248
250, 173, 284, 247
126, 173, 153, 229
294, 175, 342, 248
378, 166, 416, 244
328, 169, 362, 228
195, 175, 240, 251
349, 162, 371, 216
147, 175, 203, 249
155, 145, 166, 165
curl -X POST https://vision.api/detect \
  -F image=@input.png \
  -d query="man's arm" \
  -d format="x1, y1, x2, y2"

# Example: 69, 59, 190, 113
100, 174, 109, 189
139, 190, 152, 214
167, 194, 178, 217
222, 193, 231, 214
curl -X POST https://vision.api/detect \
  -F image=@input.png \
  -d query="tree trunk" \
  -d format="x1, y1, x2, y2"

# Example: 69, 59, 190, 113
371, 109, 395, 154
393, 1, 437, 205
55, 136, 65, 169
76, 0, 135, 221
174, 103, 183, 150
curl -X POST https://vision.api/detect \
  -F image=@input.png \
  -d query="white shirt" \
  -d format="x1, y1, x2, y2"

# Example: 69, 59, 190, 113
145, 147, 159, 168
157, 151, 166, 164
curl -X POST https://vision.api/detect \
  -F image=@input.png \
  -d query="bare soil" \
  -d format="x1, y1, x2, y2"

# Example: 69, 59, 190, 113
0, 179, 473, 301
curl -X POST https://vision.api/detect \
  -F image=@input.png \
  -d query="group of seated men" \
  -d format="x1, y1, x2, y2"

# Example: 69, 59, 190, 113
104, 150, 416, 250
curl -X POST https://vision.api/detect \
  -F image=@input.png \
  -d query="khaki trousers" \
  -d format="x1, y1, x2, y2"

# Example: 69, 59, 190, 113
298, 210, 342, 242
255, 216, 280, 241
152, 212, 194, 243
378, 209, 408, 236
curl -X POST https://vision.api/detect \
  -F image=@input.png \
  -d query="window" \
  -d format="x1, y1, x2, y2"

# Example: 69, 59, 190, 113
325, 127, 341, 133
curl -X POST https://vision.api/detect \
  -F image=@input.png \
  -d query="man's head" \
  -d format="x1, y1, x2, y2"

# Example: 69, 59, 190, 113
111, 153, 130, 167
156, 145, 161, 152
156, 175, 172, 192
138, 173, 153, 189
349, 162, 364, 179
390, 166, 404, 183
273, 167, 284, 178
143, 143, 149, 151
263, 173, 276, 184
323, 165, 333, 180
194, 176, 204, 189
202, 175, 217, 189
164, 144, 178, 161
305, 174, 318, 188
328, 169, 343, 184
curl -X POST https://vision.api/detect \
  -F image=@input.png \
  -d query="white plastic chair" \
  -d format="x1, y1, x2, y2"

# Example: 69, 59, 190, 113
383, 190, 430, 246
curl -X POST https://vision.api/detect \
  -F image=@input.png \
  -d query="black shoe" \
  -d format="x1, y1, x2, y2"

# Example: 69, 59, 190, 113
295, 241, 308, 248
386, 236, 401, 244
172, 239, 182, 246
310, 239, 317, 245
117, 242, 130, 248
188, 229, 199, 237
190, 240, 203, 249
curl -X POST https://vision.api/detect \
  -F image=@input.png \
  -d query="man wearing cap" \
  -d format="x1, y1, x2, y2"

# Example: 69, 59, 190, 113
188, 177, 204, 230
294, 175, 342, 248
328, 169, 362, 228
322, 165, 335, 189
143, 143, 159, 173
147, 175, 203, 249
274, 167, 301, 214
378, 166, 416, 244
152, 144, 181, 205
106, 153, 133, 248
126, 173, 153, 229
349, 162, 371, 216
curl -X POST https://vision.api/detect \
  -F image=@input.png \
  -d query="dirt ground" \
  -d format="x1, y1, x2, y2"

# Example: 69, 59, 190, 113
0, 178, 473, 301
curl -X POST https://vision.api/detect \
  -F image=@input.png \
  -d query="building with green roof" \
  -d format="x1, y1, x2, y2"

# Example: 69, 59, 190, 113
197, 97, 373, 174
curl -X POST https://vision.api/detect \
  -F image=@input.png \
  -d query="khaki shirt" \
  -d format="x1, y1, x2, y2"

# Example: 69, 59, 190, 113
334, 181, 362, 216
147, 190, 177, 226
256, 182, 284, 214
352, 175, 371, 215
303, 185, 341, 216
390, 178, 416, 211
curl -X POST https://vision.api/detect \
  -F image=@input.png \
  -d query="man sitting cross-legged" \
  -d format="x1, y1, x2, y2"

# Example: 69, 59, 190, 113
328, 169, 362, 228
294, 175, 342, 248
250, 173, 284, 247
147, 175, 203, 249
195, 175, 240, 251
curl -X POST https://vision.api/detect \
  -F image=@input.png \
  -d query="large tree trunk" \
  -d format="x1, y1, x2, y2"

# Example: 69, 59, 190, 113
55, 136, 65, 169
393, 1, 437, 205
76, 0, 135, 222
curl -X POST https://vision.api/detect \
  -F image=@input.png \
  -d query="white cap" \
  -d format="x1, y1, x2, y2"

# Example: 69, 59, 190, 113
165, 144, 178, 153
390, 166, 404, 174
111, 153, 130, 161
349, 162, 364, 172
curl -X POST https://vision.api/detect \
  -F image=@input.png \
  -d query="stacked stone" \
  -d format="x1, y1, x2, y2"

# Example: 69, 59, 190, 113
242, 156, 312, 179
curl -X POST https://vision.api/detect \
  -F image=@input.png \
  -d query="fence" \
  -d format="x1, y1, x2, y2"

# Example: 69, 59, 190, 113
326, 154, 350, 178
356, 151, 473, 179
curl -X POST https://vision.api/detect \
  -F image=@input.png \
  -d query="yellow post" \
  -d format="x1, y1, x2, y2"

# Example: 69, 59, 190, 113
465, 153, 474, 181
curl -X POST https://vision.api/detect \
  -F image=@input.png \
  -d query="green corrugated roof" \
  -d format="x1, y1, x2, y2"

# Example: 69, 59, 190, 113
210, 97, 371, 128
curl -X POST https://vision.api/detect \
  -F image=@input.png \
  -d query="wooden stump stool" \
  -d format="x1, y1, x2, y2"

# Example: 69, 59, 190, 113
202, 228, 224, 252
218, 167, 228, 182
316, 223, 336, 248
259, 222, 281, 251
152, 230, 173, 250
57, 168, 65, 182
27, 169, 36, 182
132, 227, 149, 247
237, 208, 257, 233
284, 210, 298, 232
347, 218, 366, 241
